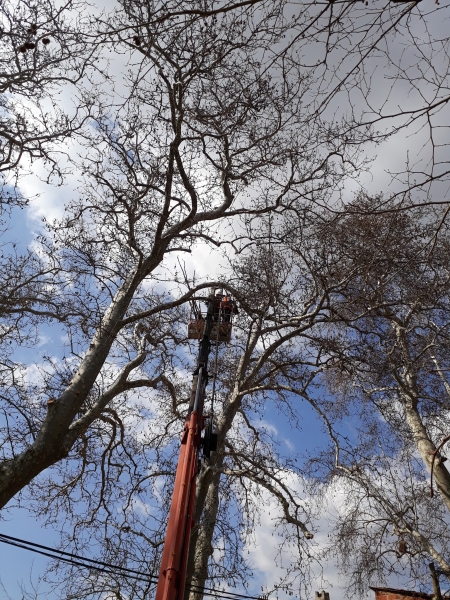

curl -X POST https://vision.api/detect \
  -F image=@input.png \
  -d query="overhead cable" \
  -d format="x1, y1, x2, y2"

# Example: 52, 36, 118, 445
0, 532, 266, 600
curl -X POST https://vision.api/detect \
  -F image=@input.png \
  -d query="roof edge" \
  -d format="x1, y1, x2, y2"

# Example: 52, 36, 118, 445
369, 586, 450, 599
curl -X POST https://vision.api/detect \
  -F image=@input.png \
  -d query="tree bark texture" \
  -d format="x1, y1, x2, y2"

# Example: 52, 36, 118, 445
0, 267, 142, 507
394, 324, 450, 512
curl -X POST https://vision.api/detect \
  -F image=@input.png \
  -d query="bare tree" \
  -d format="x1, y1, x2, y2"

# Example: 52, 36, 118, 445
3, 0, 450, 510
303, 197, 450, 595
0, 0, 362, 513
15, 210, 384, 597
10, 202, 450, 599
26, 224, 355, 600
3, 0, 450, 597
0, 0, 102, 193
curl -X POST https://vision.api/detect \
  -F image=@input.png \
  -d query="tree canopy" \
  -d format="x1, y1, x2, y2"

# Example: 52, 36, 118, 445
1, 1, 450, 599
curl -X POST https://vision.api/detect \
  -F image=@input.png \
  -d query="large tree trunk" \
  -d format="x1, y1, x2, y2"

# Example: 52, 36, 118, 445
184, 379, 251, 598
402, 401, 450, 512
0, 265, 144, 508
184, 409, 232, 600
183, 319, 266, 599
394, 324, 450, 512
185, 467, 222, 600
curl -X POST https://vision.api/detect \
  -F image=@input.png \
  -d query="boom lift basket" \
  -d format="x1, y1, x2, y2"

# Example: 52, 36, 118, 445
188, 317, 232, 343
188, 294, 236, 343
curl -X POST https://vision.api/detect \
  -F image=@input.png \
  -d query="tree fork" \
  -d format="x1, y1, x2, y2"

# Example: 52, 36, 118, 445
0, 268, 144, 509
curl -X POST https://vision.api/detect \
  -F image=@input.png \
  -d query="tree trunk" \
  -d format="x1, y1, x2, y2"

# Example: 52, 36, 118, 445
183, 320, 263, 599
395, 323, 450, 512
183, 389, 247, 600
0, 265, 143, 508
402, 400, 450, 512
186, 468, 222, 600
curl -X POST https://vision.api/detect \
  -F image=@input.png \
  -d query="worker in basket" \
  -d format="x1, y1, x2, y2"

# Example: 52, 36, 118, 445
213, 292, 223, 321
221, 295, 238, 322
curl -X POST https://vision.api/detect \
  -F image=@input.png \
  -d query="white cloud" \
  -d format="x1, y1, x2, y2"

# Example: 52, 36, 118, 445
251, 419, 279, 437
285, 439, 295, 452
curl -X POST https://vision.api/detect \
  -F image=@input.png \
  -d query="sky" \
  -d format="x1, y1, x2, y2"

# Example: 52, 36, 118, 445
1, 0, 450, 599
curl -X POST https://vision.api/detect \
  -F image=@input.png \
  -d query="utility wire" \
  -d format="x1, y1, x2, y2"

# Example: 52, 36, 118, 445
0, 535, 155, 585
0, 533, 266, 600
0, 532, 155, 577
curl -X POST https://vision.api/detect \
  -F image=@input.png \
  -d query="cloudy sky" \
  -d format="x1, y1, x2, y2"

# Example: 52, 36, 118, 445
1, 0, 450, 599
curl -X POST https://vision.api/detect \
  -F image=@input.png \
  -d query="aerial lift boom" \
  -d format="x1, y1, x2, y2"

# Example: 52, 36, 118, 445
155, 290, 235, 600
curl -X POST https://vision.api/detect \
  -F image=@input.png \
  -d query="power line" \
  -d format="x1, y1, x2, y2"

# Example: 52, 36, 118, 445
0, 532, 266, 600
0, 534, 155, 585
0, 532, 156, 578
0, 532, 258, 600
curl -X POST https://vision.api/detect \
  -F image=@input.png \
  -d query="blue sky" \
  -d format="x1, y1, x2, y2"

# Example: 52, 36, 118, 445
2, 1, 450, 598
